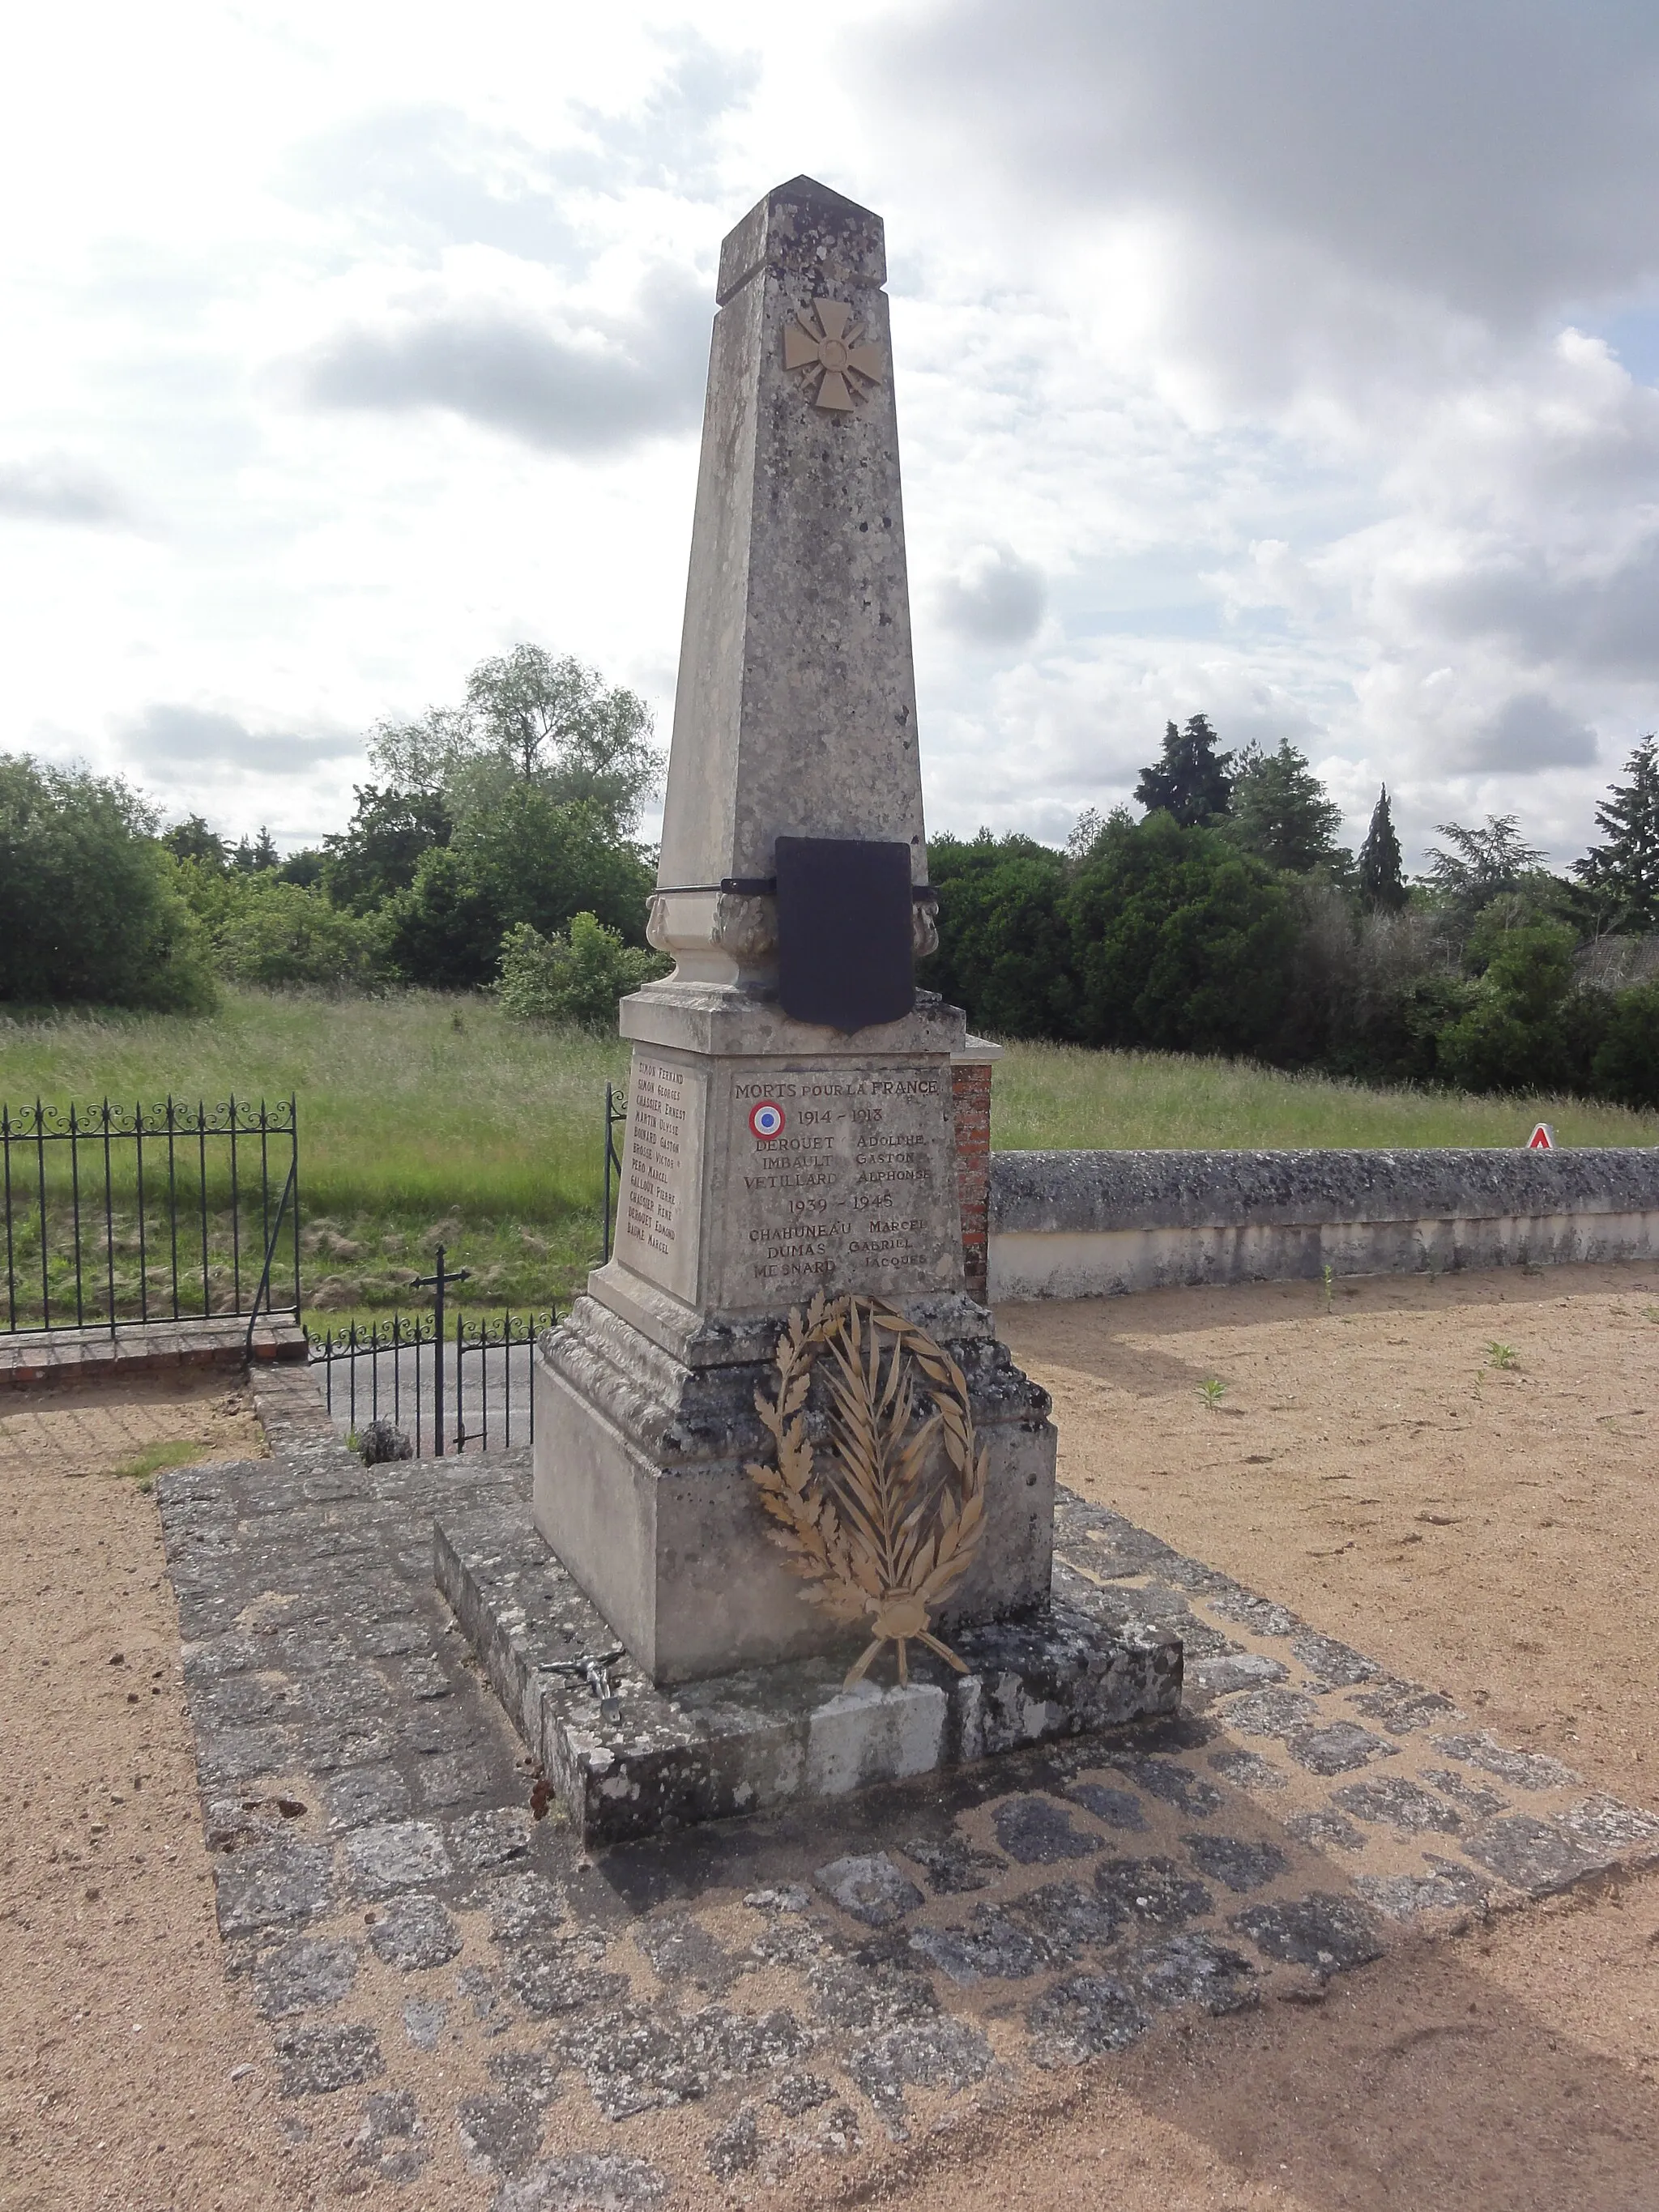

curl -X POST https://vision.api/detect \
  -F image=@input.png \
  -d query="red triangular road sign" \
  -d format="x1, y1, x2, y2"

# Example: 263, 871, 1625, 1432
1527, 1123, 1555, 1149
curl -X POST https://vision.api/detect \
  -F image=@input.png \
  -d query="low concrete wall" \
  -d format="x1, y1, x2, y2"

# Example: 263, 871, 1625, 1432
987, 1147, 1659, 1300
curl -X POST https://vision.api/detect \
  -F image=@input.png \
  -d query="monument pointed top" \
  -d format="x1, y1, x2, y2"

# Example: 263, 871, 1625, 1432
661, 172, 923, 900
773, 173, 876, 216
717, 175, 886, 305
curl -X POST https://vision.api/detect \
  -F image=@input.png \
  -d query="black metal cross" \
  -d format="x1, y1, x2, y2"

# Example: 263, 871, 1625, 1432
413, 1242, 470, 1456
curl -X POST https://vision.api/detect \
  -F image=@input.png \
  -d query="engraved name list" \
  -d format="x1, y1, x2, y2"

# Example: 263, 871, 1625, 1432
620, 1055, 703, 1302
728, 1065, 953, 1294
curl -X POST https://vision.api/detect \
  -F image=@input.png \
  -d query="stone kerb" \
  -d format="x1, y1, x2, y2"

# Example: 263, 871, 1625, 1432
988, 1146, 1659, 1300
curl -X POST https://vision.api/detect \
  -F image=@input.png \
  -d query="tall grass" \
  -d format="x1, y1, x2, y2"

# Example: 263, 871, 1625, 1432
992, 1039, 1659, 1151
0, 992, 628, 1315
3, 995, 1653, 1320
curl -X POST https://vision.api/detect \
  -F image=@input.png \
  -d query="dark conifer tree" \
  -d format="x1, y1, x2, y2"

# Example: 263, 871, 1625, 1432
231, 827, 280, 873
1134, 714, 1233, 826
1230, 739, 1346, 874
1358, 785, 1407, 912
1575, 736, 1659, 931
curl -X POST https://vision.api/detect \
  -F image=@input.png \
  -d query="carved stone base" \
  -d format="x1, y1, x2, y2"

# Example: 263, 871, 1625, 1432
436, 1495, 1183, 1847
531, 1293, 1057, 1685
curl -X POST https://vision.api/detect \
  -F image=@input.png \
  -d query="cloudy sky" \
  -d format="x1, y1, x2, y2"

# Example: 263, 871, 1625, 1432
6, 1, 1659, 868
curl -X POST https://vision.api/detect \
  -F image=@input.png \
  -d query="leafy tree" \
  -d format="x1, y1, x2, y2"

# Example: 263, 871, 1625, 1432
455, 789, 655, 946
1433, 920, 1583, 1094
277, 847, 327, 889
1422, 816, 1546, 918
1392, 970, 1482, 1083
1574, 736, 1659, 931
231, 827, 279, 873
382, 846, 507, 991
497, 914, 669, 1027
383, 791, 655, 988
162, 814, 228, 870
464, 646, 658, 834
1065, 808, 1107, 863
1357, 786, 1407, 912
364, 705, 475, 798
1591, 980, 1659, 1106
1134, 715, 1233, 828
1064, 812, 1294, 1055
0, 757, 215, 1010
352, 646, 662, 983
211, 878, 386, 988
1275, 880, 1363, 1068
1228, 739, 1346, 876
369, 646, 661, 846
322, 785, 453, 912
923, 832, 1079, 1038
1328, 907, 1460, 1081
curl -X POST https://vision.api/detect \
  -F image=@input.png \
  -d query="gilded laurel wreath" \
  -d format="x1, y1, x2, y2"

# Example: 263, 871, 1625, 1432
746, 1294, 987, 1687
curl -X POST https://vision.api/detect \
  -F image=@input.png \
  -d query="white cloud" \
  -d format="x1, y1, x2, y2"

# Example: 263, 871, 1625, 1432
879, 0, 1659, 330
934, 543, 1047, 646
0, 0, 1653, 877
1456, 693, 1599, 775
296, 272, 707, 454
0, 454, 135, 527
118, 703, 360, 778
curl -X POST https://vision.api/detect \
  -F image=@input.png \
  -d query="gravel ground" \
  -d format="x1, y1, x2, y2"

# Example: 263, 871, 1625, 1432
5, 1262, 1659, 2211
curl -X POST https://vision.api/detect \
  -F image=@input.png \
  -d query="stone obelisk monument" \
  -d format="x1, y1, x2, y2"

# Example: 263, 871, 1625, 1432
437, 177, 1179, 1840
531, 177, 1060, 1687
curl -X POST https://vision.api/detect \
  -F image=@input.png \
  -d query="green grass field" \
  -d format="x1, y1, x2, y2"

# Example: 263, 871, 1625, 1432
0, 992, 628, 1323
991, 1038, 1659, 1152
2, 991, 1653, 1324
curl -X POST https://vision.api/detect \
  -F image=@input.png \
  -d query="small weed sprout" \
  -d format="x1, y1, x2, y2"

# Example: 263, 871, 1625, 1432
1486, 1341, 1519, 1370
1321, 1261, 1334, 1315
111, 1438, 208, 1483
1644, 1306, 1659, 1325
1198, 1377, 1229, 1412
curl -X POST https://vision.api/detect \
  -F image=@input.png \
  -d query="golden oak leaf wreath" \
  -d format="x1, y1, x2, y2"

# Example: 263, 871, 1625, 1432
746, 1293, 987, 1687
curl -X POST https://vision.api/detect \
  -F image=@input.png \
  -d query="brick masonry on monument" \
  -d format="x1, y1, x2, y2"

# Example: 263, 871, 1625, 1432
434, 177, 1182, 1840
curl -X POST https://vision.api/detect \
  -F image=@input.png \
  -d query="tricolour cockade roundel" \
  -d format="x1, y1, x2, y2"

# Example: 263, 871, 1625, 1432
748, 1100, 786, 1141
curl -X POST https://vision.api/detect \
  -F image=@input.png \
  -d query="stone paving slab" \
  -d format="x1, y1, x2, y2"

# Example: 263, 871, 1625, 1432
157, 1363, 1659, 2206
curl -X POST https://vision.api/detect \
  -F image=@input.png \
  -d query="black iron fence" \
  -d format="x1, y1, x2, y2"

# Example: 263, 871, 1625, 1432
309, 1251, 556, 1458
1, 1096, 300, 1337
601, 1080, 626, 1262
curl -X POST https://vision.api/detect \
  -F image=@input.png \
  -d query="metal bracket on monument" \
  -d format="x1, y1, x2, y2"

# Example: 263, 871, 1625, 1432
653, 879, 936, 901
536, 1648, 625, 1724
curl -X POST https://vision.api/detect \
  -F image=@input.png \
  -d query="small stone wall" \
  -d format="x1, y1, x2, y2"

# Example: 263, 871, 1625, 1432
0, 1316, 309, 1391
987, 1147, 1659, 1301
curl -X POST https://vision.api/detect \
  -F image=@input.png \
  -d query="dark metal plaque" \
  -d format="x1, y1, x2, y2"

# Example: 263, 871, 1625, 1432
774, 835, 915, 1032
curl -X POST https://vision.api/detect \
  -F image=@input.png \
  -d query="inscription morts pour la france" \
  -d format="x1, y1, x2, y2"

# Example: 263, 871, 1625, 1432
622, 1060, 953, 1306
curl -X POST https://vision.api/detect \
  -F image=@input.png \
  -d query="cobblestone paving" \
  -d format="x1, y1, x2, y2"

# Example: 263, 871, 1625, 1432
158, 1366, 1659, 2207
